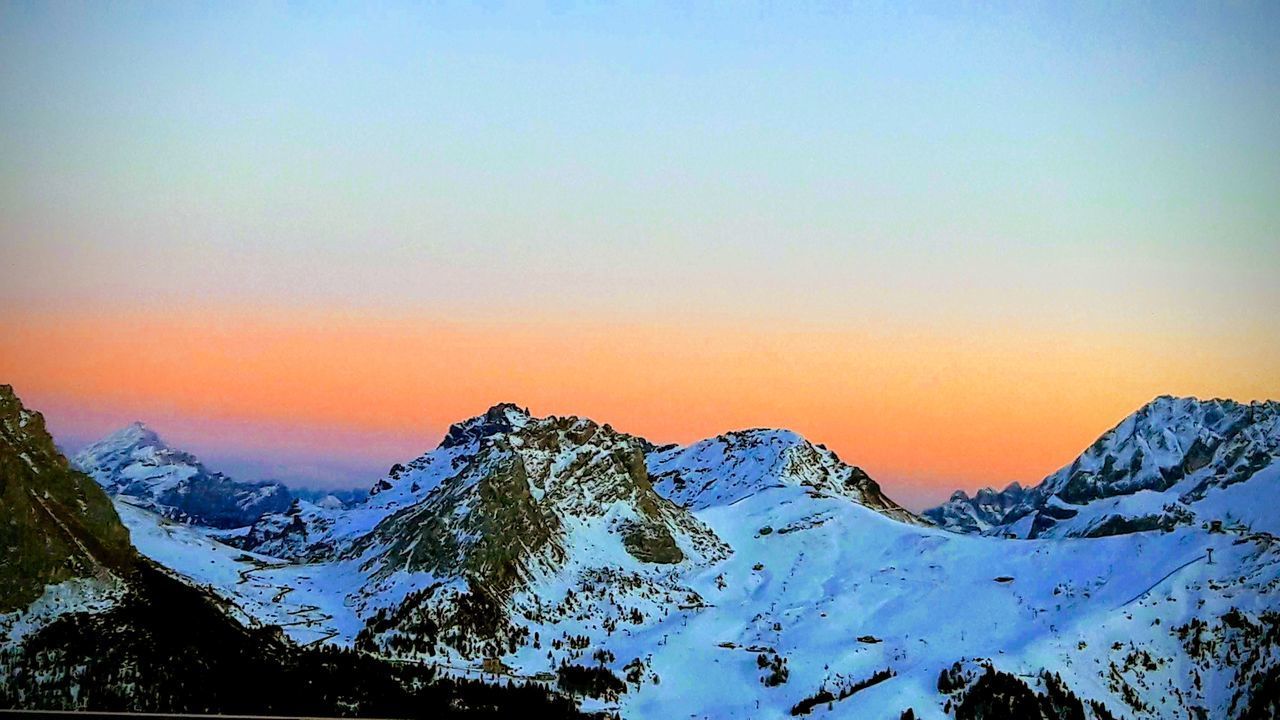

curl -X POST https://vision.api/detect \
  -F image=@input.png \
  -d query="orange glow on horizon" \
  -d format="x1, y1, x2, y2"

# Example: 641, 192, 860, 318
1, 308, 1276, 503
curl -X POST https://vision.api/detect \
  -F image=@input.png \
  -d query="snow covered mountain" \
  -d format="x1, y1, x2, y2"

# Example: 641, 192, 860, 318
111, 398, 1280, 719
647, 428, 921, 525
926, 396, 1280, 539
0, 387, 586, 717
233, 405, 916, 573
15, 395, 1279, 719
351, 405, 728, 584
73, 422, 294, 528
220, 405, 930, 665
922, 483, 1028, 534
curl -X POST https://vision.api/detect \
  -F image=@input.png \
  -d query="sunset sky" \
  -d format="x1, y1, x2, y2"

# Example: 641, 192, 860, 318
1, 2, 1277, 508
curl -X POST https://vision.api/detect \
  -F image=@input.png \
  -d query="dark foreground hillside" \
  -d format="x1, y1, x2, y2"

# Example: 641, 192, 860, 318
0, 558, 590, 718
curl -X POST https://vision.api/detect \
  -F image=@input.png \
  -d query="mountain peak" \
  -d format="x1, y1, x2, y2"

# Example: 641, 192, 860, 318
486, 402, 531, 417
1133, 394, 1279, 420
926, 393, 1279, 538
99, 420, 166, 451
350, 401, 728, 602
1, 384, 43, 436
647, 426, 922, 524
438, 403, 533, 449
73, 423, 294, 528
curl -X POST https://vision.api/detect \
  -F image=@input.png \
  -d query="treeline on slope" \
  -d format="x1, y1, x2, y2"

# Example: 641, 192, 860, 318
790, 667, 895, 715
355, 580, 528, 660
0, 560, 589, 719
1175, 608, 1280, 719
937, 663, 1119, 720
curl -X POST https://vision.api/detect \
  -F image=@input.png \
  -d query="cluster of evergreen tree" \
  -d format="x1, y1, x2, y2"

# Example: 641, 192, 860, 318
757, 651, 789, 686
789, 667, 895, 716
0, 561, 586, 718
1175, 608, 1280, 719
355, 584, 443, 657
354, 580, 529, 661
1239, 664, 1280, 720
555, 663, 627, 702
952, 666, 1118, 720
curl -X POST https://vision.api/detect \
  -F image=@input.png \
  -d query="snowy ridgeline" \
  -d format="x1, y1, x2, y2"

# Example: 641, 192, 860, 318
924, 396, 1280, 539
71, 422, 363, 528
78, 397, 1280, 720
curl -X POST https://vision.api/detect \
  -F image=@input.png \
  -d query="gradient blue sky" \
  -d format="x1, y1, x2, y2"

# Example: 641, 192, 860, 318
1, 2, 1277, 507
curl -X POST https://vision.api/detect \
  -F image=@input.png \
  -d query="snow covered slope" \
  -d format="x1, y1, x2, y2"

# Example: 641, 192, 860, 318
89, 399, 1280, 719
220, 407, 928, 661
648, 428, 922, 525
599, 484, 1279, 719
73, 422, 293, 528
926, 396, 1280, 539
116, 459, 1280, 719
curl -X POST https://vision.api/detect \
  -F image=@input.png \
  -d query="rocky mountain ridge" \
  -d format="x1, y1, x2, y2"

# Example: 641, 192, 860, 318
925, 396, 1280, 539
0, 385, 133, 613
234, 404, 921, 567
922, 483, 1028, 534
73, 422, 296, 528
352, 407, 729, 591
648, 427, 920, 523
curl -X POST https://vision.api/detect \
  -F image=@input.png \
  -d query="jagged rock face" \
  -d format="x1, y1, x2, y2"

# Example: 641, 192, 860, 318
927, 396, 1280, 538
355, 436, 562, 596
647, 429, 923, 525
353, 407, 726, 598
226, 498, 330, 561
233, 432, 484, 562
438, 403, 532, 449
0, 385, 132, 612
1044, 397, 1277, 503
922, 483, 1027, 534
73, 423, 293, 528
